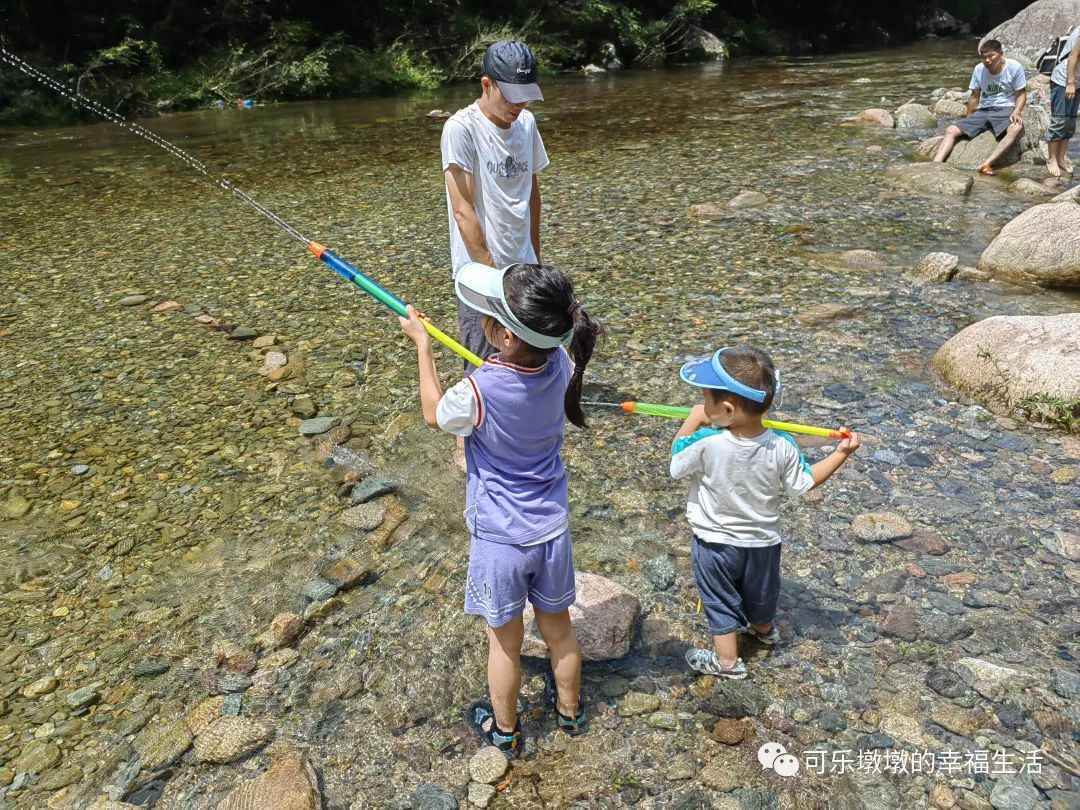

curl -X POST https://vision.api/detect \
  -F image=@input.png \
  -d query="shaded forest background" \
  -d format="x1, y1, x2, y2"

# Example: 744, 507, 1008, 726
1, 0, 1030, 125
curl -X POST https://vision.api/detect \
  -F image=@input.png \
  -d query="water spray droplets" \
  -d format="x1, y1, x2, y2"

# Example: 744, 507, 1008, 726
0, 47, 309, 246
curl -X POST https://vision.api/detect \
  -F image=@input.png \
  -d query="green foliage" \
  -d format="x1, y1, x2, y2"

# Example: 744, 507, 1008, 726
1017, 394, 1080, 432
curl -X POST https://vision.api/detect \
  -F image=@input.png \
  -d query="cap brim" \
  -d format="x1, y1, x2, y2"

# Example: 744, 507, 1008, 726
679, 356, 724, 388
455, 262, 568, 350
496, 80, 543, 104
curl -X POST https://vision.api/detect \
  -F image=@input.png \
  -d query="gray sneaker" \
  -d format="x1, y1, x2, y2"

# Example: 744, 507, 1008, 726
746, 626, 780, 645
685, 648, 747, 679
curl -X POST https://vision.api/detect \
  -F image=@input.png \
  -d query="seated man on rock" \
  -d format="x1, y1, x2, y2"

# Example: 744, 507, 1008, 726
933, 39, 1027, 175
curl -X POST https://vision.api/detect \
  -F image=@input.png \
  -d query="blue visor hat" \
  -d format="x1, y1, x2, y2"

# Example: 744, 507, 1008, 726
678, 348, 780, 402
455, 262, 571, 350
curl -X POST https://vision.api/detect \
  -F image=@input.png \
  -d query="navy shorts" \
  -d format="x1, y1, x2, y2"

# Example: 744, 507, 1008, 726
1047, 81, 1080, 141
691, 536, 781, 635
954, 107, 1014, 140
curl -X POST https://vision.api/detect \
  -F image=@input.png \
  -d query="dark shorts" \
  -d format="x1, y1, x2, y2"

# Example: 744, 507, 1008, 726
457, 298, 497, 377
691, 536, 781, 635
954, 107, 1014, 140
1047, 81, 1080, 141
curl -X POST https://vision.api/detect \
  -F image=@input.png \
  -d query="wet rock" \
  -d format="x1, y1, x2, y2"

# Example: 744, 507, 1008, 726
618, 691, 661, 717
468, 783, 496, 808
818, 709, 846, 732
932, 704, 981, 738
270, 613, 303, 648
955, 657, 1032, 701
1052, 669, 1080, 700
706, 679, 769, 718
298, 417, 340, 436
932, 98, 968, 118
710, 718, 751, 744
988, 775, 1039, 810
795, 303, 858, 327
643, 555, 676, 590
252, 334, 276, 349
1040, 530, 1080, 562
897, 532, 949, 555
218, 753, 320, 810
301, 579, 338, 602
866, 570, 907, 595
228, 326, 258, 340
12, 740, 62, 773
856, 731, 895, 750
905, 451, 933, 467
678, 25, 728, 60
22, 676, 59, 697
337, 499, 387, 531
1010, 178, 1055, 196
522, 571, 639, 660
839, 249, 887, 269
599, 676, 629, 698
193, 716, 274, 764
979, 203, 1080, 286
885, 163, 973, 196
186, 696, 227, 735
65, 685, 100, 710
219, 673, 252, 693
895, 102, 937, 129
914, 252, 960, 282
856, 108, 895, 127
946, 130, 1020, 170
930, 784, 957, 809
348, 475, 396, 504
468, 746, 508, 784
290, 395, 317, 418
729, 190, 768, 208
412, 782, 459, 809
878, 607, 919, 641
117, 294, 149, 307
919, 614, 971, 643
320, 555, 371, 590
872, 449, 903, 466
133, 719, 193, 769
3, 492, 31, 517
932, 314, 1080, 420
928, 592, 966, 616
133, 658, 170, 677
852, 512, 913, 542
258, 351, 287, 376
823, 382, 862, 402
648, 711, 679, 729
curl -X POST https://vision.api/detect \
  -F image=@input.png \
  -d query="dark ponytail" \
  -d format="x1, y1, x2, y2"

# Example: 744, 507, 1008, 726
503, 263, 605, 428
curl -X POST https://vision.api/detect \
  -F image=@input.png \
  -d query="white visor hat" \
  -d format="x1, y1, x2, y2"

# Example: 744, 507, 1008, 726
455, 262, 572, 350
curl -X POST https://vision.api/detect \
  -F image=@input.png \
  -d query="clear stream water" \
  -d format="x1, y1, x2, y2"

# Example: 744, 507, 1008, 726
0, 40, 1077, 808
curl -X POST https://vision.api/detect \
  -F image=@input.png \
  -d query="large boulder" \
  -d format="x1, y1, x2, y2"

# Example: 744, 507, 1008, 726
946, 131, 1021, 170
522, 571, 640, 660
677, 25, 728, 60
932, 98, 968, 118
982, 0, 1080, 68
856, 108, 895, 127
978, 202, 1080, 285
884, 162, 973, 196
895, 102, 938, 129
932, 314, 1080, 423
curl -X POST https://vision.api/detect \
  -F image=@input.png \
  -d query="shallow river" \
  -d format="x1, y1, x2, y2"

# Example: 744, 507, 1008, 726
0, 40, 1077, 809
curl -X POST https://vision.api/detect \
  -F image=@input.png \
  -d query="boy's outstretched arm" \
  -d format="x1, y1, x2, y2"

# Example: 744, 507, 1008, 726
810, 430, 860, 488
673, 403, 712, 444
398, 304, 444, 428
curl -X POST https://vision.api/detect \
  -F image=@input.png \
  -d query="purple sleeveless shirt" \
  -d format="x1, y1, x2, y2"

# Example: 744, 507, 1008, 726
463, 348, 571, 544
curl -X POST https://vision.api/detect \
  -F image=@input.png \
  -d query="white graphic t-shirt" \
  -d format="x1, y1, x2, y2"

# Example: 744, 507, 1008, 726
441, 103, 549, 277
970, 58, 1027, 109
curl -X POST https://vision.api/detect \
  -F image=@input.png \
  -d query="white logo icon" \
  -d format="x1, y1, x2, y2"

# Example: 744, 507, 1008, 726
516, 67, 530, 73
758, 742, 800, 778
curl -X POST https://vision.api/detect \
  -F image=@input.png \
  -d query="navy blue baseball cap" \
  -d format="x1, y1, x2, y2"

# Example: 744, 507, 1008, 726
481, 40, 544, 104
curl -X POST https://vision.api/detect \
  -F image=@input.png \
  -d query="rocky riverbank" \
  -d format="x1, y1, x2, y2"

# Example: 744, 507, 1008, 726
1, 40, 1078, 809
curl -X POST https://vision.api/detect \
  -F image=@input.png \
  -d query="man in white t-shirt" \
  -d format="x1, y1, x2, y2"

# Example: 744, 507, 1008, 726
1046, 26, 1080, 177
933, 39, 1027, 175
441, 40, 550, 374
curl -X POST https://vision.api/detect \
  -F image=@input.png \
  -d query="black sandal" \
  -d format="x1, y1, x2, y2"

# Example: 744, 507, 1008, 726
543, 670, 588, 736
466, 701, 521, 759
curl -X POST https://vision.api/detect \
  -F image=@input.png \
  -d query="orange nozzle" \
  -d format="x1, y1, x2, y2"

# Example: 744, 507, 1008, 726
621, 402, 636, 413
308, 241, 327, 259
831, 428, 853, 440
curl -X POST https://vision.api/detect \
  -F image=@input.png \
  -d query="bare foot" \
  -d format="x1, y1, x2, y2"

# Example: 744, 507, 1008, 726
978, 164, 995, 176
1047, 160, 1063, 177
1063, 159, 1075, 175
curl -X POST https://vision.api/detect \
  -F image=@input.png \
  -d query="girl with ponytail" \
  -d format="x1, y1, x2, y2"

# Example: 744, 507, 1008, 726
399, 261, 603, 758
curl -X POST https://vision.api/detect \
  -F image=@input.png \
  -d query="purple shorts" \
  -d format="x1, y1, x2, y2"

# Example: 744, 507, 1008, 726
464, 529, 576, 627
